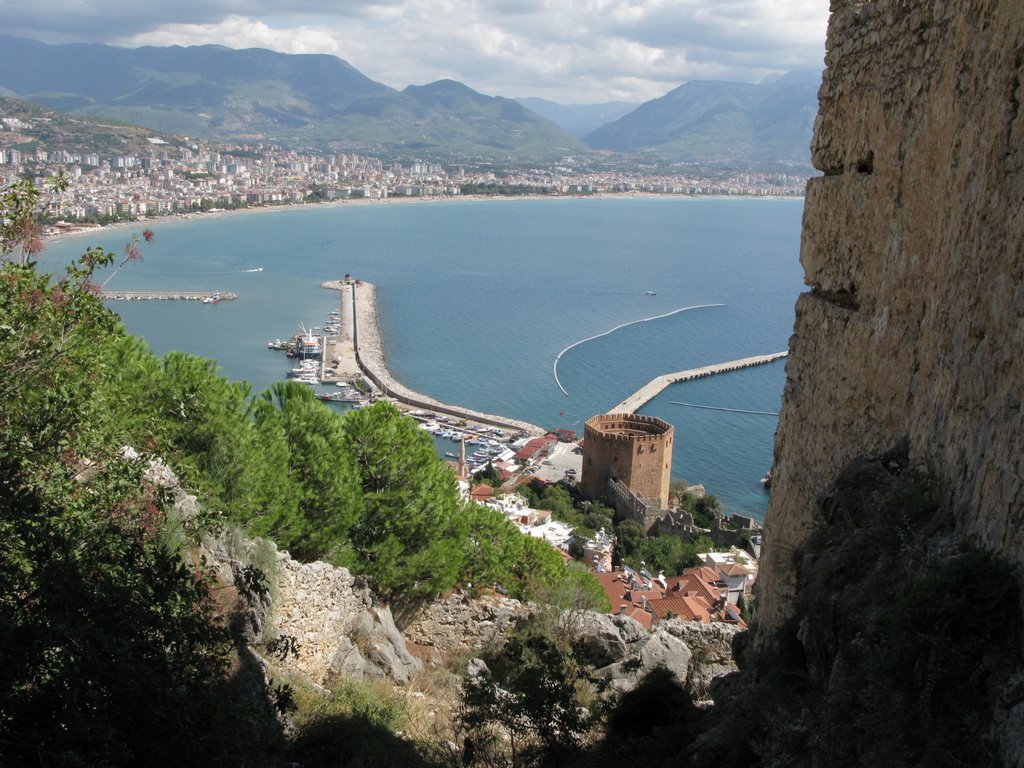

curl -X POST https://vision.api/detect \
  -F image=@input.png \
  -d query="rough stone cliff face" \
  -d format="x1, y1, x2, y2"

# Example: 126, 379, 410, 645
759, 0, 1024, 633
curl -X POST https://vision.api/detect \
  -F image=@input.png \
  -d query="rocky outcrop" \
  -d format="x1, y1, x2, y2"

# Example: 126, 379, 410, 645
405, 591, 741, 695
591, 618, 742, 695
574, 611, 648, 667
759, 0, 1024, 635
403, 591, 533, 659
597, 630, 693, 694
271, 555, 420, 685
206, 537, 421, 687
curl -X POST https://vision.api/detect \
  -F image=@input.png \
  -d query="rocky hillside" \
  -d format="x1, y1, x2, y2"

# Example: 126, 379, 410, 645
759, 0, 1024, 639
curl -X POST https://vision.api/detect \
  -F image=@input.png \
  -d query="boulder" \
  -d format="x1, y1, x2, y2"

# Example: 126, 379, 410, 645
574, 611, 645, 667
597, 629, 693, 693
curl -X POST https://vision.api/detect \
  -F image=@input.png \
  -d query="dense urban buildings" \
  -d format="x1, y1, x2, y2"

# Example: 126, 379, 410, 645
0, 116, 807, 226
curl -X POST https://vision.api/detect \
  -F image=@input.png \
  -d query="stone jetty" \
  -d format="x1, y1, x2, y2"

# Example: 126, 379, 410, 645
101, 290, 237, 301
322, 279, 546, 436
609, 352, 789, 414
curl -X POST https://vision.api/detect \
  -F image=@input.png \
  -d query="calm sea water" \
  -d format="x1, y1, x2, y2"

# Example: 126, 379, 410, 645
45, 197, 805, 518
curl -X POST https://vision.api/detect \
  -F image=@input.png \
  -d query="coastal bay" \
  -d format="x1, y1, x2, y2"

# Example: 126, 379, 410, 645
43, 196, 804, 517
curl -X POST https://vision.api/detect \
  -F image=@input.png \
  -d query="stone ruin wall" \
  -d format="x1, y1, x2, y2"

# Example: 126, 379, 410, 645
581, 413, 674, 510
759, 0, 1024, 632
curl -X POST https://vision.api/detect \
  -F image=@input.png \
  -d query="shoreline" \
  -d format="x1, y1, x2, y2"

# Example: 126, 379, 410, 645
46, 191, 804, 244
323, 278, 546, 437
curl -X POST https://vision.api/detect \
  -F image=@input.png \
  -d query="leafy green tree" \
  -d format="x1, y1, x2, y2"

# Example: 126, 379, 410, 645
477, 460, 502, 487
627, 534, 715, 576
340, 402, 467, 601
461, 502, 526, 592
249, 382, 361, 562
538, 484, 574, 519
0, 223, 267, 764
614, 518, 647, 561
507, 535, 566, 602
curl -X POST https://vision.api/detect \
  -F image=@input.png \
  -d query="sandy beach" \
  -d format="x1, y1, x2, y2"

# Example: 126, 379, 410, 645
45, 190, 799, 245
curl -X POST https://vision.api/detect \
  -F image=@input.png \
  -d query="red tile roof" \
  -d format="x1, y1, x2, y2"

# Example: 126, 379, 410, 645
648, 596, 711, 623
470, 484, 494, 500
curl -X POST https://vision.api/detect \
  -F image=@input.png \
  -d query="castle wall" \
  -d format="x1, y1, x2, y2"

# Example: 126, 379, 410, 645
759, 0, 1024, 633
581, 413, 673, 510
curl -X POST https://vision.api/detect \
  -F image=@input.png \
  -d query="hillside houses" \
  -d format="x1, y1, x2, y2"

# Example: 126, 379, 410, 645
595, 563, 748, 630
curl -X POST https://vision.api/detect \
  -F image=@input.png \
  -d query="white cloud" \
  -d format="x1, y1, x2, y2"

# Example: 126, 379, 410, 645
125, 16, 343, 56
5, 0, 829, 103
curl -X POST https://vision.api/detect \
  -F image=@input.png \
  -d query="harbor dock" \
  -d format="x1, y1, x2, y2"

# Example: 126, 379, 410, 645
323, 279, 546, 436
609, 352, 789, 414
101, 290, 237, 302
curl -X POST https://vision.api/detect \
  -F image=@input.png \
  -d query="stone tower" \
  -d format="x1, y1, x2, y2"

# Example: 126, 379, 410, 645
581, 413, 673, 513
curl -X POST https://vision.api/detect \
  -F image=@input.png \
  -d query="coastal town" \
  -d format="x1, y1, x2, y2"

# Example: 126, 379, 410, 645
1, 114, 806, 227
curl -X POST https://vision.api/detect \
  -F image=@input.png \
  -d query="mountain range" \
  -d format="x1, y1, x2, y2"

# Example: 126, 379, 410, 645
0, 35, 818, 166
585, 69, 821, 165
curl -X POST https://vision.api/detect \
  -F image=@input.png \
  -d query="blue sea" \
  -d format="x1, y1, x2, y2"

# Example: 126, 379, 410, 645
44, 196, 805, 519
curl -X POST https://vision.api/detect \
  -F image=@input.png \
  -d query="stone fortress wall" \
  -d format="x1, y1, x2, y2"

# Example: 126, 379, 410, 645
581, 413, 674, 512
758, 0, 1024, 633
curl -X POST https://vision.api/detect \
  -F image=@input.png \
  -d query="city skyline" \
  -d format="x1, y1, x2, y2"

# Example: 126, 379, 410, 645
2, 0, 829, 105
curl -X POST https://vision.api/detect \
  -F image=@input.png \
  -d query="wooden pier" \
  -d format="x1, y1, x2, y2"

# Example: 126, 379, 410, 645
609, 352, 789, 414
101, 290, 237, 301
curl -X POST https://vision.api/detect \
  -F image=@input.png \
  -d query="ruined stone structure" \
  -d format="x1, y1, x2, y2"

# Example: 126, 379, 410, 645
581, 413, 673, 525
759, 0, 1024, 634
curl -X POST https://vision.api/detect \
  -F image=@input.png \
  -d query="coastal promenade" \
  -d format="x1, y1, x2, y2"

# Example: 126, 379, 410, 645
609, 352, 789, 414
323, 279, 546, 436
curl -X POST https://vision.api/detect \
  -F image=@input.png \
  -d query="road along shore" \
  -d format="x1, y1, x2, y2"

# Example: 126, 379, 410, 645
322, 279, 546, 436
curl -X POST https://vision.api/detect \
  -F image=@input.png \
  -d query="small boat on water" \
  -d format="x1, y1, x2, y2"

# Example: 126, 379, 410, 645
644, 290, 657, 296
315, 391, 366, 403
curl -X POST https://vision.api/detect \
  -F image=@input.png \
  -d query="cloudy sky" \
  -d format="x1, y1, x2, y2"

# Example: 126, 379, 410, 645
3, 0, 829, 104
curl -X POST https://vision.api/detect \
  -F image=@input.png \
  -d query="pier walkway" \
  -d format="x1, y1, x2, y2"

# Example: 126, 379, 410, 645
101, 290, 237, 301
609, 352, 789, 414
324, 279, 546, 436
319, 280, 361, 381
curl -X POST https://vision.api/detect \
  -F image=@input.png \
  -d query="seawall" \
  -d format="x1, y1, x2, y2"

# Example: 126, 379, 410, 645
608, 352, 788, 414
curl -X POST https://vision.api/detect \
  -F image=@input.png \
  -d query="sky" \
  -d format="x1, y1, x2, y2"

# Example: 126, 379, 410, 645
2, 0, 829, 104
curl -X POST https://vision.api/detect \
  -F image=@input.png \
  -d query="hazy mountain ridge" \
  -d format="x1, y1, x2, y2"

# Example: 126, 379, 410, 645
0, 34, 817, 164
0, 36, 585, 159
513, 97, 640, 138
584, 69, 820, 164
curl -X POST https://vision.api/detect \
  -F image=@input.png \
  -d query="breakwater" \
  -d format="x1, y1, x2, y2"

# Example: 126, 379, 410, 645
324, 279, 546, 436
101, 290, 237, 301
609, 352, 789, 414
552, 303, 726, 397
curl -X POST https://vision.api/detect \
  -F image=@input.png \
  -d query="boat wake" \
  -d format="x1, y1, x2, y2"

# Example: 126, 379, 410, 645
552, 304, 725, 397
242, 267, 264, 272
